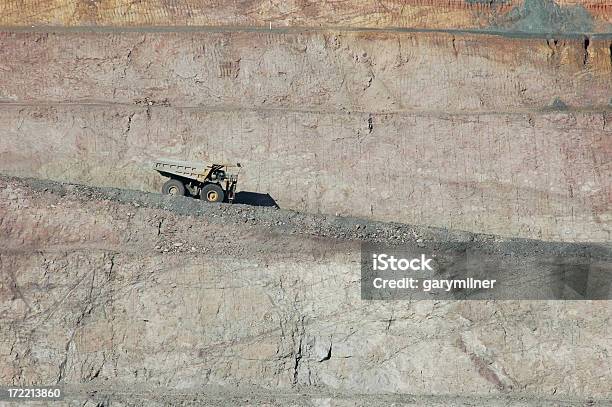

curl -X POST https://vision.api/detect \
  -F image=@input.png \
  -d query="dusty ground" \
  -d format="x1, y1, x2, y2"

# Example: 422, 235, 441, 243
1, 175, 611, 406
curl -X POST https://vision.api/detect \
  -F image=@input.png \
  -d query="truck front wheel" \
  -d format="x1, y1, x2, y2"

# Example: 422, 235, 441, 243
201, 183, 225, 203
162, 179, 186, 196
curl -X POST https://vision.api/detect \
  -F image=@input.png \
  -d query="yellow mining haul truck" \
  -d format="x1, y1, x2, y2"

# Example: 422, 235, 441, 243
151, 158, 240, 203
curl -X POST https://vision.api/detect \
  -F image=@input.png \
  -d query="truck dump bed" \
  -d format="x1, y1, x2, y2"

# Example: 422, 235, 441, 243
151, 158, 207, 182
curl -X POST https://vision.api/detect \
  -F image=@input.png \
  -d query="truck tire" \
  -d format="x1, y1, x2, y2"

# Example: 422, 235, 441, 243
162, 179, 186, 196
201, 183, 225, 203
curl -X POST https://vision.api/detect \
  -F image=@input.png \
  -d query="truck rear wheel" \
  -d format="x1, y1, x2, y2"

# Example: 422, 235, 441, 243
162, 179, 186, 196
201, 183, 224, 203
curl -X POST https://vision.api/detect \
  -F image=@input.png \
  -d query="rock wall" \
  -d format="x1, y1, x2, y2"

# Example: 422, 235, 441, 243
1, 1, 611, 405
0, 30, 610, 241
0, 0, 610, 31
1, 176, 611, 405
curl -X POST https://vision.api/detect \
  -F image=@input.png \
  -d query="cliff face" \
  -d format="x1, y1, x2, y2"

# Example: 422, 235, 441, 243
1, 1, 611, 405
1, 176, 610, 406
0, 30, 610, 241
0, 0, 610, 32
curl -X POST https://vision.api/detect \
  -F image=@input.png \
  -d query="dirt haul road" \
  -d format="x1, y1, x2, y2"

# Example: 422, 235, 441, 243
1, 175, 611, 406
